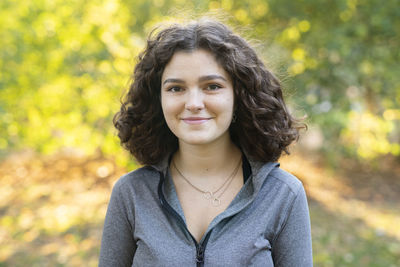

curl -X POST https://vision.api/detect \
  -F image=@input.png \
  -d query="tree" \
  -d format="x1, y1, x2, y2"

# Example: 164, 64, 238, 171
1, 0, 399, 163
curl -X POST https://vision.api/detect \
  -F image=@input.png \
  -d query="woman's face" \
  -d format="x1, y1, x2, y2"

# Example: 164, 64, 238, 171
161, 49, 235, 147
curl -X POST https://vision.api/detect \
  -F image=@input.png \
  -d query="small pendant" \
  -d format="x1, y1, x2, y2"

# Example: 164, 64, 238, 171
212, 198, 221, 207
203, 191, 213, 199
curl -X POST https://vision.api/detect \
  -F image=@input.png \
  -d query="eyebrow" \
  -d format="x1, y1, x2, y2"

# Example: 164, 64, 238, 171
162, 75, 227, 85
162, 78, 184, 85
199, 75, 227, 82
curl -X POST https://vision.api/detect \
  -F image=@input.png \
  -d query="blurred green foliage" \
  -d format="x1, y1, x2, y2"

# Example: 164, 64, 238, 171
1, 0, 399, 162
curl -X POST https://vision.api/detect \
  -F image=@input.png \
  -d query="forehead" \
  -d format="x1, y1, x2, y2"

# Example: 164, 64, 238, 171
161, 49, 230, 82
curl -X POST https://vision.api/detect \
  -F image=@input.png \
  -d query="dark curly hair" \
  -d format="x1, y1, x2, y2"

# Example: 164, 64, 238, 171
113, 19, 305, 165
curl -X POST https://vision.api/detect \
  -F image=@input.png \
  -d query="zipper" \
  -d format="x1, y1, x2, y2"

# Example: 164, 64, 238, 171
158, 171, 212, 266
196, 232, 211, 266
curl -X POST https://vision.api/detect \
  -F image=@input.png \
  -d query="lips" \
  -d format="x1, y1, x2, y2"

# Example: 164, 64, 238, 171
181, 117, 211, 125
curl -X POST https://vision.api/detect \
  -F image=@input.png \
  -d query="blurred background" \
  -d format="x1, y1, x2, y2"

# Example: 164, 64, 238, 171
0, 0, 399, 266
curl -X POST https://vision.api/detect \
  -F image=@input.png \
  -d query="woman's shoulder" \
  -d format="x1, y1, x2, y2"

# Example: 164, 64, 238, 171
112, 165, 160, 191
268, 164, 304, 195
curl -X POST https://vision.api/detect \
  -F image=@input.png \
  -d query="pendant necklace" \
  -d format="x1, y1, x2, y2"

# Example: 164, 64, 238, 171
172, 156, 242, 207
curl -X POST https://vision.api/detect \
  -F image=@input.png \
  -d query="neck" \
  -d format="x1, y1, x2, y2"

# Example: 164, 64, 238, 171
173, 135, 242, 180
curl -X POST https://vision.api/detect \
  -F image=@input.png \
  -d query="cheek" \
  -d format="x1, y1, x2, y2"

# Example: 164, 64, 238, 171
161, 95, 171, 116
160, 100, 168, 118
161, 102, 177, 133
161, 97, 181, 121
209, 96, 235, 115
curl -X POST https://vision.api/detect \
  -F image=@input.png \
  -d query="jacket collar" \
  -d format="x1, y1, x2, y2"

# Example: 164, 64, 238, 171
150, 149, 279, 195
150, 154, 170, 174
152, 149, 280, 239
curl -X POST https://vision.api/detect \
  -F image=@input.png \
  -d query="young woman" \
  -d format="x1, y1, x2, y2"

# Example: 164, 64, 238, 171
99, 19, 312, 266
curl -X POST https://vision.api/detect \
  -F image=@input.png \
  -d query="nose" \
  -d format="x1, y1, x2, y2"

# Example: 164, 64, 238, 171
185, 89, 204, 112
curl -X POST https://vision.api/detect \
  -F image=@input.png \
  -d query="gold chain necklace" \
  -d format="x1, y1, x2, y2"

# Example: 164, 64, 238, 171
172, 157, 242, 206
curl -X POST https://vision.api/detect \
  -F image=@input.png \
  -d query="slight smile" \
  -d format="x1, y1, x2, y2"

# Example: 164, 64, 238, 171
181, 117, 212, 125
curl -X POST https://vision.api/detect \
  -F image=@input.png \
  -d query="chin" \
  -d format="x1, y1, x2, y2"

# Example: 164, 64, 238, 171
179, 132, 229, 146
180, 138, 211, 146
178, 134, 215, 145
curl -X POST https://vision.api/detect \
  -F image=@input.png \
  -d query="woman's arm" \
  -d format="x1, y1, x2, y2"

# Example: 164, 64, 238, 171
99, 181, 136, 267
272, 185, 313, 266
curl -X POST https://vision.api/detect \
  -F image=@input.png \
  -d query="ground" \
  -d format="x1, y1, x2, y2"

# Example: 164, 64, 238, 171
0, 150, 399, 266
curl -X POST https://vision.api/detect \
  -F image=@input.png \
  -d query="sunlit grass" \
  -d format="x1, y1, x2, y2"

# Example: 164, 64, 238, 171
0, 152, 128, 266
280, 153, 400, 240
0, 151, 399, 266
281, 152, 400, 266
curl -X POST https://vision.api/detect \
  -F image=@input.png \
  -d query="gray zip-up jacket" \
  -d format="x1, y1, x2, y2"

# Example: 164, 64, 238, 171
99, 155, 313, 266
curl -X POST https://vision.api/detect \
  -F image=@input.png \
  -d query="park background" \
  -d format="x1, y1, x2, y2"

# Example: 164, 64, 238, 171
0, 0, 399, 266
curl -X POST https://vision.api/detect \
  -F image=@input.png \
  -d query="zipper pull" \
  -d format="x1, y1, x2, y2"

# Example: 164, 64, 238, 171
196, 245, 204, 263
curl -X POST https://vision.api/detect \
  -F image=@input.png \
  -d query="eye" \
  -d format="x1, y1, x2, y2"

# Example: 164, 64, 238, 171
167, 86, 184, 92
206, 84, 222, 91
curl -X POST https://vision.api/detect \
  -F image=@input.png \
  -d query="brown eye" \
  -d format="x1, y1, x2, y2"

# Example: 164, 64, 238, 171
206, 84, 222, 91
168, 86, 184, 92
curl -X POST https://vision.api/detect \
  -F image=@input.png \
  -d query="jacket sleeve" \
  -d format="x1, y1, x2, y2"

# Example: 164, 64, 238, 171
272, 184, 313, 266
99, 181, 136, 267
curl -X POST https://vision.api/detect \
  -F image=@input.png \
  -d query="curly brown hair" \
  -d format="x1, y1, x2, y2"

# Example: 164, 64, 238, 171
113, 19, 305, 165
